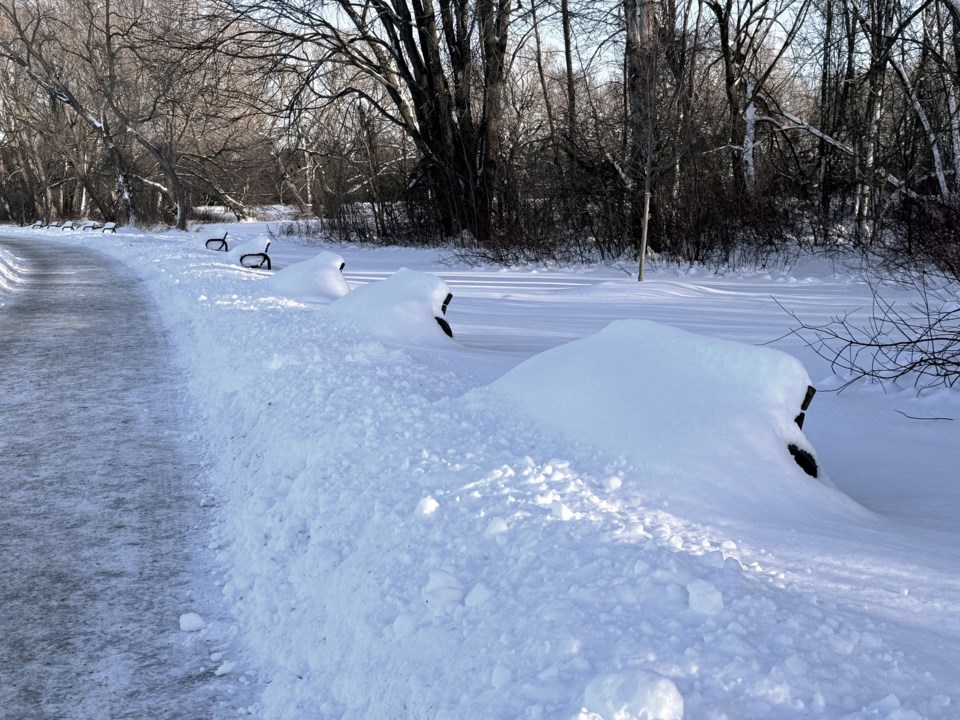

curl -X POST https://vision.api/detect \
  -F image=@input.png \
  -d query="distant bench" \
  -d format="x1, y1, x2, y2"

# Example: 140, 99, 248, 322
29, 219, 116, 232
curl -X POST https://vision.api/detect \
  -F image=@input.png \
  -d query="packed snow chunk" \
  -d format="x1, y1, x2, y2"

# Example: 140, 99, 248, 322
484, 319, 830, 515
415, 495, 440, 517
687, 578, 724, 615
325, 268, 454, 346
261, 250, 349, 304
421, 569, 465, 613
484, 517, 509, 538
491, 663, 513, 689
465, 582, 494, 608
214, 661, 237, 676
179, 612, 205, 632
582, 669, 684, 720
865, 694, 925, 720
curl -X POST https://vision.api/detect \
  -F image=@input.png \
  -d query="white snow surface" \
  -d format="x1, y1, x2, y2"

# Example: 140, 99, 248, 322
6, 223, 959, 720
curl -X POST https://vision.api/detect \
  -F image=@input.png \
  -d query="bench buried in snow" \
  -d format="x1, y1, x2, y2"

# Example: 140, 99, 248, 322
204, 230, 229, 251
226, 237, 272, 270
261, 251, 349, 304
325, 267, 454, 345
483, 320, 826, 503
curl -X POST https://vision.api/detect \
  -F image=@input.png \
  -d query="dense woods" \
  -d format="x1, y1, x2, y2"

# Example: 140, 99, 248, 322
1, 0, 960, 269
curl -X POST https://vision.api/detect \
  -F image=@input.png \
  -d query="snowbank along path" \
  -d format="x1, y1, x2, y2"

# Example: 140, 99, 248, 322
0, 237, 242, 719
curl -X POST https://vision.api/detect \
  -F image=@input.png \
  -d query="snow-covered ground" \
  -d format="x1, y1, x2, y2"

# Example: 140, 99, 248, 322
3, 223, 958, 720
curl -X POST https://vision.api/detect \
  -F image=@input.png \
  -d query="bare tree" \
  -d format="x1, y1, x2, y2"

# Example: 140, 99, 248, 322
215, 0, 513, 242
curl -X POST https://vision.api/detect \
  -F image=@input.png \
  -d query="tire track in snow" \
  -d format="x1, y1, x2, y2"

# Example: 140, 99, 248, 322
0, 238, 240, 719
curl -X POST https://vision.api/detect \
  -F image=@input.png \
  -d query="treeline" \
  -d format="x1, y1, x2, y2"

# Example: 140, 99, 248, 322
2, 0, 959, 268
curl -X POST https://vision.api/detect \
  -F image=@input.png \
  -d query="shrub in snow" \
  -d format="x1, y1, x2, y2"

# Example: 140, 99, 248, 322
325, 267, 454, 345
484, 320, 827, 515
582, 669, 684, 720
262, 251, 349, 304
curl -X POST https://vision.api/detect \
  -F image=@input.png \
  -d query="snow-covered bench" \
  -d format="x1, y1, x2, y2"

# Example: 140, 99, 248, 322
261, 251, 349, 303
325, 268, 455, 344
29, 220, 44, 229
205, 230, 229, 251
79, 221, 100, 231
61, 220, 75, 231
239, 240, 272, 270
46, 220, 62, 230
101, 222, 117, 233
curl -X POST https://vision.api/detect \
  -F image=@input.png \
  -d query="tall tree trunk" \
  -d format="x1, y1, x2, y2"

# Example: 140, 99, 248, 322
530, 0, 561, 169
625, 0, 659, 278
562, 0, 577, 171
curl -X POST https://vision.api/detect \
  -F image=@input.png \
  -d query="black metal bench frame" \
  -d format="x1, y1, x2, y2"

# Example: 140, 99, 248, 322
205, 231, 229, 251
239, 240, 272, 270
435, 292, 454, 337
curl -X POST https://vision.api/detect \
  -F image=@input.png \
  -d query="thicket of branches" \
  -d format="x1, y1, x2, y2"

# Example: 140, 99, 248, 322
1, 0, 959, 274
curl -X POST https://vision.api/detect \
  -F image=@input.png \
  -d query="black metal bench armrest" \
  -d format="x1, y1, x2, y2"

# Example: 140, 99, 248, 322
240, 252, 271, 270
205, 238, 229, 251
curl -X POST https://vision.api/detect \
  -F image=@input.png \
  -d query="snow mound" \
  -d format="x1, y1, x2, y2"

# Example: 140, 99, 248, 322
261, 251, 349, 304
484, 319, 831, 516
581, 669, 684, 720
325, 267, 454, 346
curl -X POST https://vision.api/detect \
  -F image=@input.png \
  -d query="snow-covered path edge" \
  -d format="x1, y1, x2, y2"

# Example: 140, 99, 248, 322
8, 228, 957, 720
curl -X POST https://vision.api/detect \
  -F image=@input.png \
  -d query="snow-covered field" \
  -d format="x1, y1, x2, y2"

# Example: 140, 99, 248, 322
3, 223, 958, 720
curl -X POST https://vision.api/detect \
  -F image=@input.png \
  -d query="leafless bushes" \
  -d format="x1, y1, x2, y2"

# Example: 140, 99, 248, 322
791, 280, 960, 390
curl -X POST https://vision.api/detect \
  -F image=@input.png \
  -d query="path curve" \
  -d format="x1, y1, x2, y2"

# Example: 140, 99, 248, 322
0, 237, 235, 719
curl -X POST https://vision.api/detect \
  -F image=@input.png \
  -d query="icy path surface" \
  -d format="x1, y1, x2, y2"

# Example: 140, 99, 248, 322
0, 238, 240, 719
